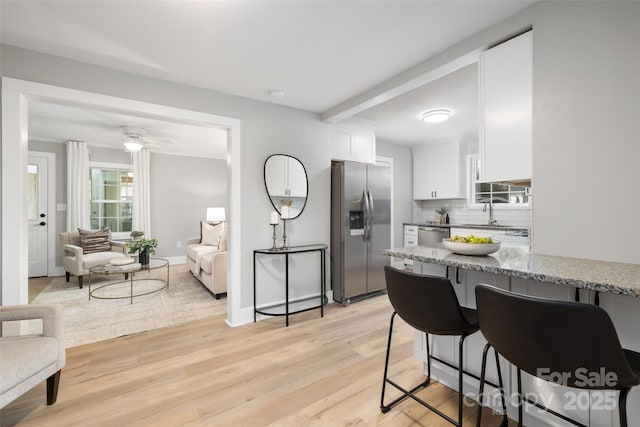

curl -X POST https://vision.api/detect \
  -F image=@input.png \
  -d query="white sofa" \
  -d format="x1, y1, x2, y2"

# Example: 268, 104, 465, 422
0, 304, 66, 409
186, 222, 227, 299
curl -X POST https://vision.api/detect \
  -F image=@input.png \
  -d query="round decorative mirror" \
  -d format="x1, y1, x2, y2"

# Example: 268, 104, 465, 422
264, 154, 308, 219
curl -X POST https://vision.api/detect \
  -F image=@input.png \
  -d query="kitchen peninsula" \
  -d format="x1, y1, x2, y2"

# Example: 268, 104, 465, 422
383, 245, 640, 426
384, 246, 640, 297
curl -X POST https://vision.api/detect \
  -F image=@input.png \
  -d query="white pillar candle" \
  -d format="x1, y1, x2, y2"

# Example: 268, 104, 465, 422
281, 205, 289, 219
270, 211, 279, 225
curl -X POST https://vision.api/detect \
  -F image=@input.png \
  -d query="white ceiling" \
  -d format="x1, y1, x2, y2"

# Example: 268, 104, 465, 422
354, 63, 478, 146
1, 0, 533, 114
28, 100, 228, 158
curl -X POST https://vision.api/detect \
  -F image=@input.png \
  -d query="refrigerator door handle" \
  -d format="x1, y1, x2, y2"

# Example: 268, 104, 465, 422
363, 189, 370, 242
367, 190, 374, 233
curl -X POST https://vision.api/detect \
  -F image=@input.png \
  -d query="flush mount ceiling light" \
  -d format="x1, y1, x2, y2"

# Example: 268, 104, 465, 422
421, 109, 452, 124
122, 126, 146, 152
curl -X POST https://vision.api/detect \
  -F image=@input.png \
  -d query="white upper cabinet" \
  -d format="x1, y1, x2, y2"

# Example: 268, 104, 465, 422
479, 30, 532, 184
331, 126, 376, 164
413, 140, 466, 200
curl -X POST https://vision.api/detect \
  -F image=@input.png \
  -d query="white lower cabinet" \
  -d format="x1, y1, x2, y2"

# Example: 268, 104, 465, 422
403, 225, 418, 270
411, 265, 638, 426
414, 260, 447, 277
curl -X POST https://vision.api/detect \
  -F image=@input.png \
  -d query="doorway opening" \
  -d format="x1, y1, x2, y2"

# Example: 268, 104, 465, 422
2, 77, 244, 335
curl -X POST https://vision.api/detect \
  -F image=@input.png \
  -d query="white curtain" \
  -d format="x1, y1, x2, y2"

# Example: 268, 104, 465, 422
66, 141, 90, 231
132, 149, 151, 237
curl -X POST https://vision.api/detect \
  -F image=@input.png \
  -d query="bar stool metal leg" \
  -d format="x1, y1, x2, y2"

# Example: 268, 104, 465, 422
458, 334, 469, 427
425, 332, 432, 384
517, 368, 523, 427
494, 348, 509, 427
619, 387, 630, 427
476, 343, 508, 427
380, 311, 396, 413
381, 267, 480, 426
380, 311, 432, 413
381, 313, 474, 426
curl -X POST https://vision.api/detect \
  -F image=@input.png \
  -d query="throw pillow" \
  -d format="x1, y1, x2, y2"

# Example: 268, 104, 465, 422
78, 228, 111, 254
201, 221, 224, 248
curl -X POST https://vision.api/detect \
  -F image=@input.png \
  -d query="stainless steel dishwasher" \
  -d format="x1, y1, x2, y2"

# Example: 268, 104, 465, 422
418, 226, 449, 248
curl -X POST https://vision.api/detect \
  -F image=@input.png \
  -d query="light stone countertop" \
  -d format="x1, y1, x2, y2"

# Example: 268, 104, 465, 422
384, 246, 640, 298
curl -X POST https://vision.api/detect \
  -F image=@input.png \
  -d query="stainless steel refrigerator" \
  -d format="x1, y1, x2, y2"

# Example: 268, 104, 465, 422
331, 160, 391, 306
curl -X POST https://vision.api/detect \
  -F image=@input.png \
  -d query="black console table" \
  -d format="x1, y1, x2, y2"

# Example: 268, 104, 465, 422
253, 244, 327, 326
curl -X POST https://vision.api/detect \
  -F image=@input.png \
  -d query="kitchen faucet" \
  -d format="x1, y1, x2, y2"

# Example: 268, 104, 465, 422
483, 201, 498, 225
479, 196, 510, 225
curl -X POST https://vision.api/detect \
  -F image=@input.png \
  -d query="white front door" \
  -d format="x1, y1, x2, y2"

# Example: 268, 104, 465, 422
27, 154, 49, 277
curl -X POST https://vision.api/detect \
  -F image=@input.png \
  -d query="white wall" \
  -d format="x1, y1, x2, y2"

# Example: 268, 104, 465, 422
150, 153, 226, 258
90, 146, 130, 164
376, 139, 413, 248
527, 1, 640, 263
1, 45, 331, 314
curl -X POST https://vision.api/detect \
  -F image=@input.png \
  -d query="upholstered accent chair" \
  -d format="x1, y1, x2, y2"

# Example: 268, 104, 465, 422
0, 304, 66, 409
61, 230, 129, 288
186, 221, 227, 298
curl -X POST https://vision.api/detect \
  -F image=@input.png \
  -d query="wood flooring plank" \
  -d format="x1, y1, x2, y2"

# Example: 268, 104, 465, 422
1, 295, 516, 427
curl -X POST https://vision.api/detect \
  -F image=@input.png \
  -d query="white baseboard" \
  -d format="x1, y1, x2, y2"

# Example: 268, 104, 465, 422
255, 292, 326, 311
227, 290, 333, 328
50, 267, 65, 277
166, 256, 186, 265
226, 306, 255, 327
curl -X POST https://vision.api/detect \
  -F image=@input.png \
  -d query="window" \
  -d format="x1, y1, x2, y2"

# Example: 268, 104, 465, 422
90, 163, 133, 236
468, 155, 530, 207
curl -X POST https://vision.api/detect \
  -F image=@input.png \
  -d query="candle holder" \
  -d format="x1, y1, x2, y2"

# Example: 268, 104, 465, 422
281, 219, 289, 249
270, 223, 278, 251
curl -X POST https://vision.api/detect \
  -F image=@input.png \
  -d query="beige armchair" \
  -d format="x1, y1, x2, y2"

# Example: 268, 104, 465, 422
61, 231, 129, 288
0, 304, 66, 409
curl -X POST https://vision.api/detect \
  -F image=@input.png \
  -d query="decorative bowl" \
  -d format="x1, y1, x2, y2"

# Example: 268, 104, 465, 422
442, 238, 501, 256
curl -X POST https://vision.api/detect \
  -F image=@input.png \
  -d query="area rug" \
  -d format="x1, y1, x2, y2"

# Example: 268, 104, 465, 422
32, 263, 226, 348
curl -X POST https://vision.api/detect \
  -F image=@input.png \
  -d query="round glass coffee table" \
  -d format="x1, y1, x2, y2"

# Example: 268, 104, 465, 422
88, 258, 169, 304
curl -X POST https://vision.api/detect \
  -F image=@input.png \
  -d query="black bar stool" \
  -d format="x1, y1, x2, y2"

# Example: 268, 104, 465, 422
381, 265, 482, 426
475, 284, 640, 427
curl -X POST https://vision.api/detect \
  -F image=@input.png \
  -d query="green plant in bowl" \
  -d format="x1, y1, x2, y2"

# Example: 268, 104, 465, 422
125, 238, 158, 255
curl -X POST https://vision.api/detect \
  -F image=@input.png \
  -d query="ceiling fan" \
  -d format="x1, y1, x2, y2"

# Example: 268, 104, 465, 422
122, 126, 147, 152
121, 125, 175, 152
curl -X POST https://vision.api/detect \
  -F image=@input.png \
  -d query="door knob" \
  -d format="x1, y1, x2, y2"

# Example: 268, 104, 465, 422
40, 213, 46, 218
39, 221, 46, 226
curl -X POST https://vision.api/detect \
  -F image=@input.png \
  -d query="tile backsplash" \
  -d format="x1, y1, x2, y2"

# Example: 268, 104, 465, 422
414, 199, 532, 229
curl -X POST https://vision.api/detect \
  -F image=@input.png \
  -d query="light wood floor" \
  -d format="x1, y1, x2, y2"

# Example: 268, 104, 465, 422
28, 276, 54, 303
1, 295, 513, 426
